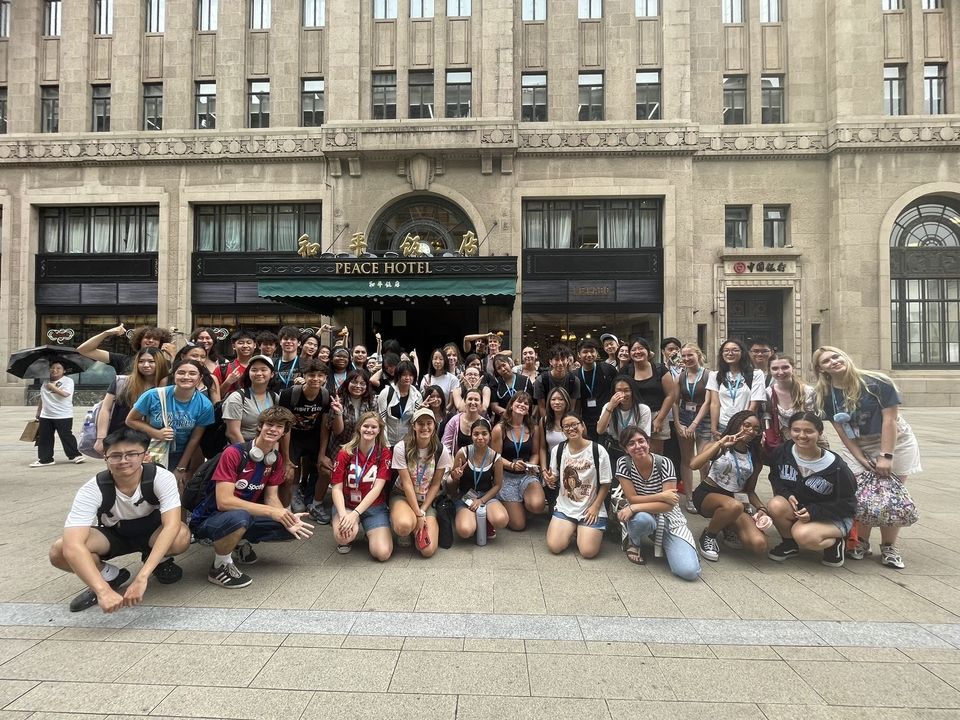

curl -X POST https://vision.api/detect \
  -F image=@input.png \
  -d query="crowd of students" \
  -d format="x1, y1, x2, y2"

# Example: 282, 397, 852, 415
43, 323, 923, 613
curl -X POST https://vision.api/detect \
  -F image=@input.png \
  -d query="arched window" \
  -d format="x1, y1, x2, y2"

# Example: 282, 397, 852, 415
366, 195, 476, 256
890, 195, 960, 367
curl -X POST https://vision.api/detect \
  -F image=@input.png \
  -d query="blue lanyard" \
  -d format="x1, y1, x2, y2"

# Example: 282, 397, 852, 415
685, 369, 704, 401
725, 374, 744, 404
351, 447, 376, 488
731, 450, 753, 484
278, 357, 298, 387
504, 373, 518, 398
251, 392, 273, 414
471, 447, 490, 491
614, 407, 635, 432
507, 426, 525, 460
580, 366, 597, 398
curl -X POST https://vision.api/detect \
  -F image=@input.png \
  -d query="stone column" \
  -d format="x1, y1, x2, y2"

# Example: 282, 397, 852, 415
269, 0, 299, 128
216, 0, 246, 128
8, 2, 42, 132
162, 0, 194, 130
59, 0, 92, 133
477, 0, 514, 119
662, 0, 691, 121
111, 0, 144, 132
548, 0, 578, 122
328, 0, 363, 121
604, 0, 635, 123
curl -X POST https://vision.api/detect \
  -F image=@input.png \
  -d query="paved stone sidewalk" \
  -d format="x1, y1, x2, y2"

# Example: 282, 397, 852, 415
0, 405, 957, 719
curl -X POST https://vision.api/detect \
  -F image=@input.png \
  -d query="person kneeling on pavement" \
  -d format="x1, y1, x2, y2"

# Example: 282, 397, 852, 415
49, 428, 190, 613
189, 406, 314, 589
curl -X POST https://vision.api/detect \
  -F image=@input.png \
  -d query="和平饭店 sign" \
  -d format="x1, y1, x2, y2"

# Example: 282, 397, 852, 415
334, 260, 433, 275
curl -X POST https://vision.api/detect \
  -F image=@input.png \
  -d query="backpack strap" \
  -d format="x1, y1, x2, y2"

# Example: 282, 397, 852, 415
434, 442, 444, 464
135, 464, 160, 508
96, 470, 117, 521
592, 441, 600, 476
556, 440, 568, 473
292, 385, 303, 405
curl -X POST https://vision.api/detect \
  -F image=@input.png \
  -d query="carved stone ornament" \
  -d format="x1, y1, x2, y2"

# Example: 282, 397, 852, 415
406, 154, 434, 191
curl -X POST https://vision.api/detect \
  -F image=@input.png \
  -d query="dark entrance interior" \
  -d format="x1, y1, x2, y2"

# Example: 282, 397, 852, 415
726, 289, 785, 352
364, 305, 478, 362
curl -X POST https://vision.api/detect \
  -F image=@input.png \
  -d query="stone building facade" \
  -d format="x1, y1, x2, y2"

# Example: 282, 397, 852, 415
0, 0, 959, 404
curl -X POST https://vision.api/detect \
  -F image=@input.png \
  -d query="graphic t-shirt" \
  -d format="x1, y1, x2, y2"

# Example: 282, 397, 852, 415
275, 357, 303, 388
550, 442, 611, 519
214, 359, 249, 391
391, 440, 453, 501
190, 443, 285, 525
278, 386, 330, 435
708, 448, 755, 492
39, 375, 75, 419
331, 445, 392, 509
132, 386, 215, 453
821, 377, 902, 438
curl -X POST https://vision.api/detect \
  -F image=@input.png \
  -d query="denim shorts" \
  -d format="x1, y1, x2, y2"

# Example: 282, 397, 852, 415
831, 516, 855, 537
191, 509, 292, 544
551, 509, 607, 531
334, 502, 391, 532
388, 493, 437, 518
678, 408, 712, 438
498, 471, 540, 503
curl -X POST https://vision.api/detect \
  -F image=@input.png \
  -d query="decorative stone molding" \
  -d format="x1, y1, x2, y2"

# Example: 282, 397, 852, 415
2, 120, 959, 167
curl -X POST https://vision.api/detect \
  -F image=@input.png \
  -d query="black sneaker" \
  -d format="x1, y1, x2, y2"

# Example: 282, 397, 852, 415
822, 538, 845, 567
232, 540, 258, 565
152, 557, 183, 584
698, 531, 720, 562
69, 568, 131, 612
768, 539, 800, 562
207, 562, 252, 589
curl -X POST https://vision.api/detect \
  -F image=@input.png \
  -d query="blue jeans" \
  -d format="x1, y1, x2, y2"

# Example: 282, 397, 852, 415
625, 512, 701, 581
192, 509, 292, 544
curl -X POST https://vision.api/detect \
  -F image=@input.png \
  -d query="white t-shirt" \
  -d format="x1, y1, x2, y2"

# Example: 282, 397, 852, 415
707, 449, 755, 493
420, 372, 460, 402
39, 376, 74, 419
550, 442, 611, 520
706, 369, 766, 429
391, 440, 453, 500
64, 466, 181, 528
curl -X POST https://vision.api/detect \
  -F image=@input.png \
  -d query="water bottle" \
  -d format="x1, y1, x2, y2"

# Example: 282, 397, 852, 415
475, 503, 487, 546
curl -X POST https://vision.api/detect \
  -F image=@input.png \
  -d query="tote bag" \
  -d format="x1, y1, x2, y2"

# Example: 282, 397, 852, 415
854, 470, 919, 528
145, 388, 171, 468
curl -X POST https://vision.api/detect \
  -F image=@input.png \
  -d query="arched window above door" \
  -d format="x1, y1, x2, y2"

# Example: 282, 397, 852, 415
366, 195, 477, 256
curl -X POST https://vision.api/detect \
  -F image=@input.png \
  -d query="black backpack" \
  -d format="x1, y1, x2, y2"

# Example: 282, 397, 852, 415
554, 440, 602, 481
182, 442, 251, 511
96, 464, 160, 521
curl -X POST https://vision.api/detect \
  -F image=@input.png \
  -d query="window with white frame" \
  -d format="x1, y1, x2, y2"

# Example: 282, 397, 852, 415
522, 0, 546, 21
579, 0, 602, 20
636, 0, 659, 17
304, 0, 324, 26
760, 0, 780, 22
198, 0, 218, 31
250, 0, 270, 28
722, 0, 743, 23
447, 0, 470, 16
43, 0, 62, 36
95, 0, 113, 35
145, 0, 164, 32
411, 0, 433, 18
374, 0, 397, 19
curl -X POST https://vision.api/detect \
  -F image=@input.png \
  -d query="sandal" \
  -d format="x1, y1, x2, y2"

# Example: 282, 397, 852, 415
625, 546, 645, 566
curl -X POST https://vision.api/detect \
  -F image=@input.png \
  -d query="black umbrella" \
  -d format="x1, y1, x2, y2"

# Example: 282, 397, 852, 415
6, 345, 97, 379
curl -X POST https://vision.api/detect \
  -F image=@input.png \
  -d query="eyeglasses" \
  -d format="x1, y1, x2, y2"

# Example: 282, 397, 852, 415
104, 451, 146, 463
561, 423, 582, 432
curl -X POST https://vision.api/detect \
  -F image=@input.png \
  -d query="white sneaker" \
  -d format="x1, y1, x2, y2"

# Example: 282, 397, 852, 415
71, 456, 86, 464
29, 460, 55, 468
291, 487, 307, 513
880, 544, 905, 569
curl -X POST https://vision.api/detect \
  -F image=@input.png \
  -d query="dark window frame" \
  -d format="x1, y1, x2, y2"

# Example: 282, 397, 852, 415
722, 0, 743, 23
522, 198, 662, 250
635, 70, 661, 120
301, 78, 324, 126
95, 0, 113, 35
303, 0, 324, 26
445, 70, 472, 118
924, 63, 947, 115
249, 0, 270, 29
578, 72, 604, 121
41, 86, 59, 133
578, 0, 602, 19
760, 0, 780, 22
0, 0, 10, 38
372, 71, 398, 119
145, 0, 165, 33
247, 80, 270, 128
723, 75, 747, 124
43, 0, 62, 37
409, 70, 435, 119
761, 74, 784, 123
198, 0, 218, 31
143, 83, 163, 131
194, 203, 323, 253
40, 206, 160, 254
373, 0, 397, 19
725, 206, 750, 248
195, 81, 216, 129
884, 65, 907, 116
447, 0, 471, 16
0, 87, 7, 134
521, 73, 547, 122
522, 0, 546, 21
410, 0, 434, 18
635, 0, 659, 17
91, 85, 111, 132
762, 206, 788, 248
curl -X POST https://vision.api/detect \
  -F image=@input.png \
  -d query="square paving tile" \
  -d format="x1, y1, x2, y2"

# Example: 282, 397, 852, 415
458, 695, 610, 720
527, 652, 675, 700
0, 640, 155, 683
116, 643, 276, 687
302, 691, 456, 720
657, 657, 822, 704
390, 650, 529, 695
251, 647, 398, 691
0, 680, 37, 708
606, 700, 766, 719
789, 660, 960, 708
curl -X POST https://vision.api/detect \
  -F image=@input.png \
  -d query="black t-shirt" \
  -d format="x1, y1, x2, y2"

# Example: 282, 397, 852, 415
278, 385, 330, 435
107, 351, 133, 374
577, 363, 618, 421
275, 357, 303, 389
533, 371, 582, 403
491, 373, 534, 408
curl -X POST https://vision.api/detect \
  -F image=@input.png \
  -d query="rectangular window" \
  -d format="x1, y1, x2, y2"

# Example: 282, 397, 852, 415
522, 198, 662, 249
143, 83, 163, 130
636, 0, 659, 17
373, 0, 397, 19
248, 80, 270, 128
95, 0, 113, 35
722, 75, 747, 124
372, 72, 397, 119
250, 0, 270, 28
579, 0, 602, 19
635, 70, 661, 120
301, 79, 324, 126
763, 206, 788, 248
883, 0, 903, 9
198, 0, 218, 31
884, 65, 907, 115
722, 0, 743, 22
892, 278, 960, 366
0, 88, 7, 134
578, 72, 604, 120
195, 81, 216, 129
409, 71, 435, 119
411, 0, 434, 18
447, 0, 470, 16
0, 0, 9, 38
521, 73, 547, 122
44, 0, 62, 36
146, 0, 164, 32
446, 70, 472, 118
522, 0, 546, 21
725, 206, 750, 248
40, 206, 159, 254
759, 0, 780, 22
924, 64, 947, 114
91, 85, 111, 132
41, 86, 59, 133
922, 0, 943, 8
303, 0, 324, 26
761, 75, 784, 123
194, 204, 322, 253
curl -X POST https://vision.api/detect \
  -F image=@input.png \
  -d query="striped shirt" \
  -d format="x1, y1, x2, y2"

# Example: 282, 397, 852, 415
615, 453, 676, 495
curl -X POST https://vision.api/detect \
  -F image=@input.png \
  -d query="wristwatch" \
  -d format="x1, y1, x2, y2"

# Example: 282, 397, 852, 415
881, 452, 894, 460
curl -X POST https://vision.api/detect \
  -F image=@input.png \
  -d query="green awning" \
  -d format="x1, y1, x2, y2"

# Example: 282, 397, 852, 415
259, 277, 516, 299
